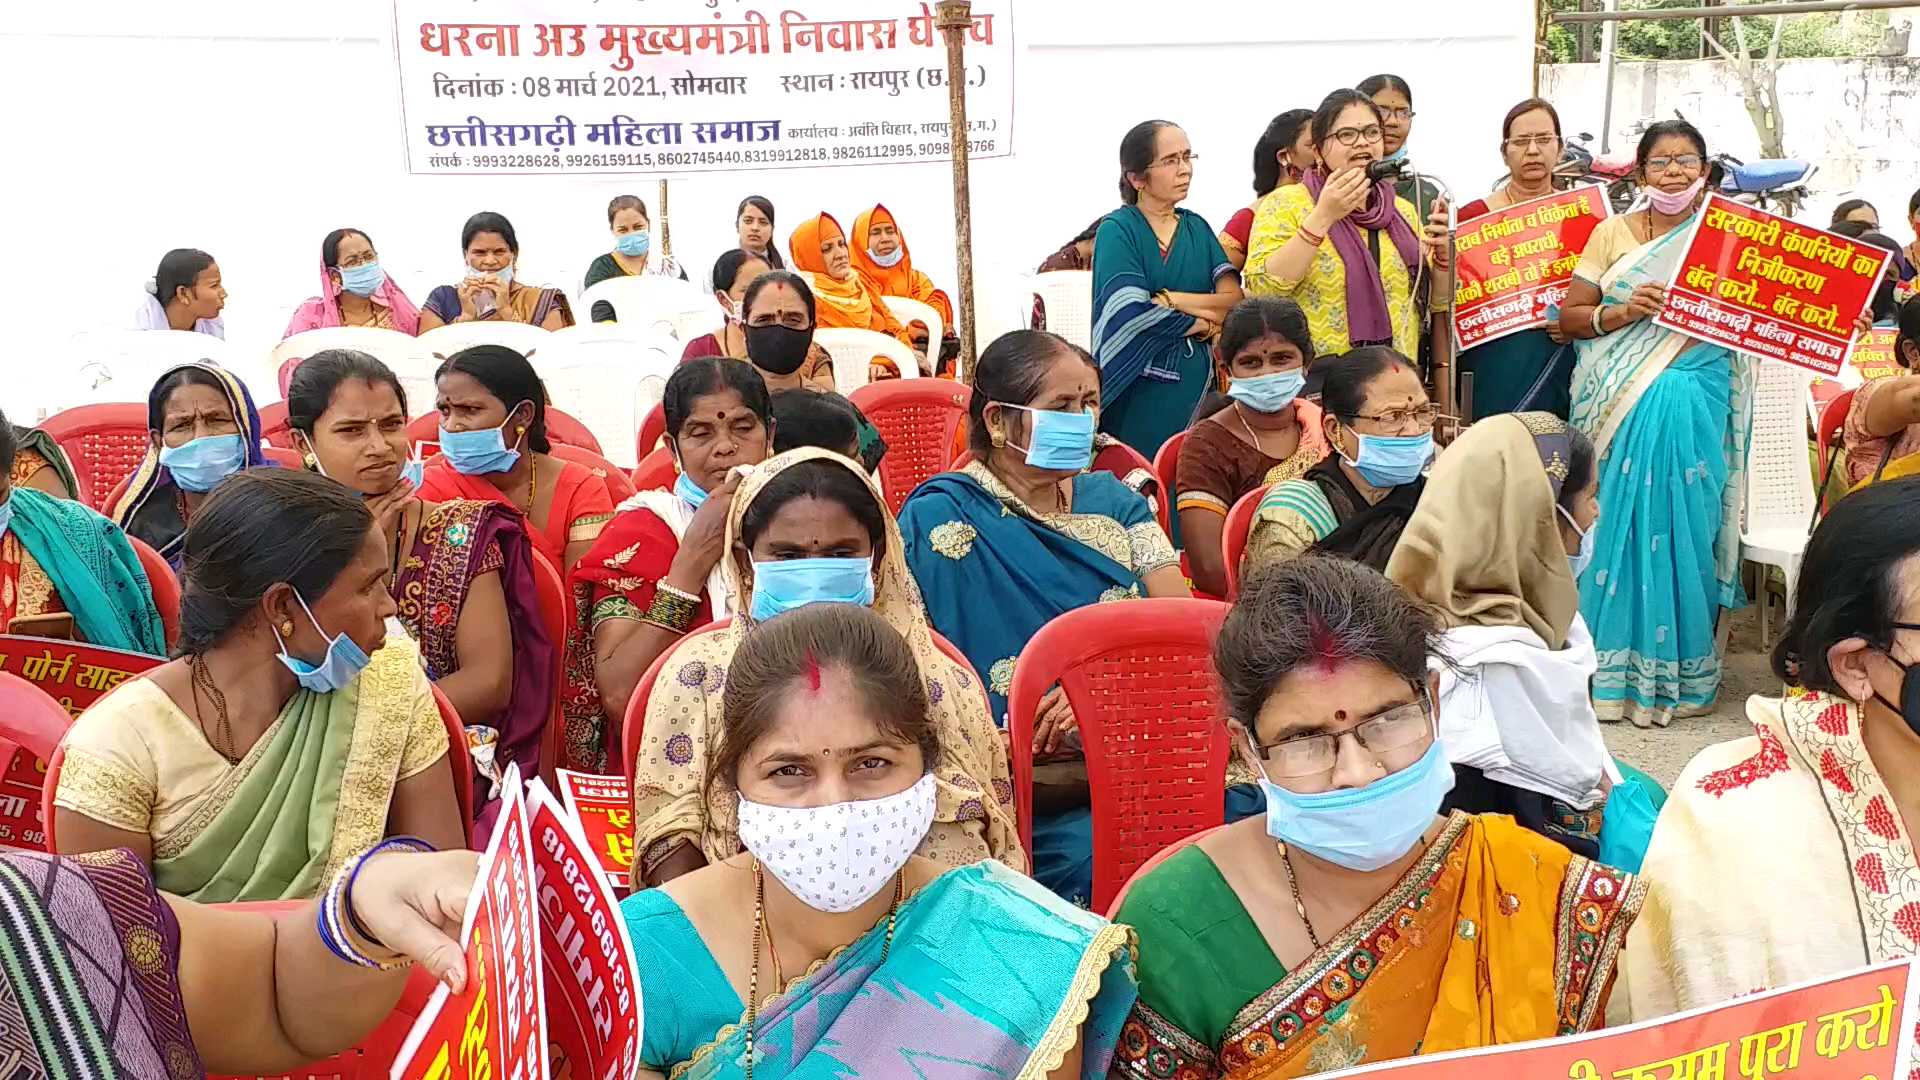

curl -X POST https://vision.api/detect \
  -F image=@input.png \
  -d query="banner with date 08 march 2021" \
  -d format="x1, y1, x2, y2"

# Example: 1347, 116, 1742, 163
1655, 193, 1890, 377
392, 0, 1014, 175
1306, 957, 1915, 1080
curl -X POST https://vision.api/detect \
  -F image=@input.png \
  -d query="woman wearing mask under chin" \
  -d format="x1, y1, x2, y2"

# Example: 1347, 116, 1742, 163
1175, 298, 1327, 598
1388, 413, 1614, 857
1111, 556, 1644, 1080
418, 211, 573, 331
629, 449, 1023, 889
416, 345, 613, 571
55, 470, 467, 901
621, 601, 1126, 1078
111, 362, 273, 570
283, 227, 421, 338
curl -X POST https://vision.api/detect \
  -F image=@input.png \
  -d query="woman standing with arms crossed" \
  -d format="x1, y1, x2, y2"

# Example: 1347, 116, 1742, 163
1092, 120, 1243, 459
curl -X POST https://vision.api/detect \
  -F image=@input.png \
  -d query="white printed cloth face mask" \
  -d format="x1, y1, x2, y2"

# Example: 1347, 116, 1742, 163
734, 772, 936, 912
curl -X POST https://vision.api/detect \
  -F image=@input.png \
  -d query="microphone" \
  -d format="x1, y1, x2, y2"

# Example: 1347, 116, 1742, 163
1366, 158, 1408, 183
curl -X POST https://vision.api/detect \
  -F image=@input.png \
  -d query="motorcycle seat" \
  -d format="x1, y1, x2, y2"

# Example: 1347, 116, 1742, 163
1724, 159, 1810, 193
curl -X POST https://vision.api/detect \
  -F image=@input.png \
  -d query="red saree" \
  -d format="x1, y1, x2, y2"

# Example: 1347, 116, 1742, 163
418, 456, 614, 568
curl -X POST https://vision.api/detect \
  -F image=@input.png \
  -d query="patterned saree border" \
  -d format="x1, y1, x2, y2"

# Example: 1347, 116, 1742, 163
1113, 999, 1219, 1078
1553, 855, 1648, 1034
1015, 921, 1138, 1080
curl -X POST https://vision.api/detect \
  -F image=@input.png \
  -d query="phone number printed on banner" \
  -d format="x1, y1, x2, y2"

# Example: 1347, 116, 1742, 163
392, 0, 1016, 175
1656, 194, 1890, 377
1451, 185, 1610, 350
557, 769, 634, 890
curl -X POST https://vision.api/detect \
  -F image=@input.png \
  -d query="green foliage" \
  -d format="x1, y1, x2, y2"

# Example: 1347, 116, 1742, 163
1542, 0, 1890, 62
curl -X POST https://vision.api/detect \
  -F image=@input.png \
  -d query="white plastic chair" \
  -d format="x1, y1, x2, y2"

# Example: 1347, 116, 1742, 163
270, 328, 428, 399
1030, 270, 1094, 352
534, 332, 678, 467
882, 296, 943, 372
813, 329, 921, 396
45, 330, 237, 417
579, 277, 715, 341
1741, 361, 1818, 646
416, 321, 553, 360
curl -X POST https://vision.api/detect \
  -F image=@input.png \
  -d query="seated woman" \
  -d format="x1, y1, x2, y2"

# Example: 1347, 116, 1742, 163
0, 410, 165, 653
54, 469, 466, 901
9, 423, 79, 501
770, 388, 861, 461
1387, 413, 1611, 856
735, 269, 886, 468
418, 211, 573, 331
897, 330, 1193, 904
284, 227, 421, 337
1112, 556, 1644, 1079
851, 203, 959, 369
621, 599, 1126, 1078
584, 194, 687, 323
0, 843, 479, 1078
566, 358, 775, 772
1247, 347, 1432, 571
288, 349, 553, 799
133, 248, 226, 337
1616, 475, 1920, 1018
417, 344, 614, 571
111, 361, 272, 569
1176, 297, 1326, 597
1841, 298, 1920, 488
788, 211, 918, 379
632, 447, 1022, 887
735, 194, 785, 271
681, 250, 834, 396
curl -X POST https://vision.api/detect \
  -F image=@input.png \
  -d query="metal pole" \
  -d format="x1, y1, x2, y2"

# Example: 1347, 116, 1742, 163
936, 0, 978, 380
657, 179, 671, 263
1555, 0, 1917, 22
1598, 0, 1619, 153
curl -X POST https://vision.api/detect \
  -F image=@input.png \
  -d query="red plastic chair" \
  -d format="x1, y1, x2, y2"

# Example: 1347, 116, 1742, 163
127, 535, 181, 650
1152, 430, 1186, 521
41, 403, 151, 510
636, 402, 666, 462
1007, 597, 1231, 913
545, 407, 604, 454
206, 949, 441, 1080
278, 355, 303, 398
1098, 439, 1168, 535
259, 401, 294, 449
4, 673, 77, 855
1816, 388, 1857, 510
631, 445, 677, 492
1105, 823, 1229, 917
551, 444, 636, 502
526, 549, 570, 789
430, 684, 477, 840
849, 380, 971, 513
261, 445, 301, 469
1221, 483, 1271, 601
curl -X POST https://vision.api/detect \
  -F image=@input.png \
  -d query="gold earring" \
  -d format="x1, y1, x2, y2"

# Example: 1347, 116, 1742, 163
990, 428, 1006, 448
303, 454, 317, 470
517, 426, 527, 439
280, 621, 295, 636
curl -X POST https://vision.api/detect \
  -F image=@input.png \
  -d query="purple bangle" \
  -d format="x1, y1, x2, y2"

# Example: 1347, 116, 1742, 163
343, 836, 436, 948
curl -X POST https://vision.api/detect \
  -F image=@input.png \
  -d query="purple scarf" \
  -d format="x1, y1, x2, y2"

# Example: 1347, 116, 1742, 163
1302, 168, 1423, 343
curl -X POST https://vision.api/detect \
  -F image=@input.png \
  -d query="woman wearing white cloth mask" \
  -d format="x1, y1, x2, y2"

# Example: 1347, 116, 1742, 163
1111, 556, 1644, 1079
620, 601, 1128, 1079
1386, 412, 1612, 857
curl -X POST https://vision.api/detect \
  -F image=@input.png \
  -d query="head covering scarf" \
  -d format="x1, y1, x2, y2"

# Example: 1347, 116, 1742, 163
1385, 412, 1578, 650
283, 250, 421, 337
787, 213, 908, 340
629, 446, 1024, 878
1301, 166, 1423, 344
850, 204, 955, 325
109, 361, 269, 564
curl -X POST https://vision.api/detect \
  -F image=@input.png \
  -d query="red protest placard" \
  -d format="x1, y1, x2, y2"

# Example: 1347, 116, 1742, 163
557, 769, 634, 891
528, 778, 644, 1080
1657, 194, 1890, 376
391, 765, 548, 1080
1452, 185, 1611, 349
1316, 959, 1913, 1080
0, 746, 45, 852
1850, 326, 1905, 382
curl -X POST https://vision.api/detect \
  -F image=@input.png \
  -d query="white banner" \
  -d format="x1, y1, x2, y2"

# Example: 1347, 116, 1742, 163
391, 0, 1016, 175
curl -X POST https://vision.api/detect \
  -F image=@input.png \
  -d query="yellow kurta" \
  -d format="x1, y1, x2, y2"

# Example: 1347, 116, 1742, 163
1242, 184, 1422, 358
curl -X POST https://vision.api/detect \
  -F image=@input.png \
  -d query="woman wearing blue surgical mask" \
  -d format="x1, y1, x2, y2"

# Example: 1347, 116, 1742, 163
1177, 297, 1325, 597
418, 211, 573, 331
631, 448, 1022, 889
1113, 556, 1644, 1079
1248, 346, 1432, 572
583, 194, 689, 323
568, 357, 774, 772
289, 349, 553, 818
283, 228, 422, 338
1387, 413, 1613, 857
622, 601, 1120, 1077
899, 330, 1193, 905
111, 361, 273, 569
416, 344, 614, 574
56, 469, 467, 900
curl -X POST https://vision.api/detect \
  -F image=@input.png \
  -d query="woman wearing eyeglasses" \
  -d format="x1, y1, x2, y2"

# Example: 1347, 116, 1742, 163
1454, 99, 1577, 421
1110, 555, 1644, 1080
1245, 90, 1451, 375
1387, 413, 1612, 857
1091, 120, 1244, 459
1360, 74, 1447, 226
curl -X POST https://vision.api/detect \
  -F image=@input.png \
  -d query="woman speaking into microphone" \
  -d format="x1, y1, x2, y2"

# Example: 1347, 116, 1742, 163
1245, 88, 1451, 374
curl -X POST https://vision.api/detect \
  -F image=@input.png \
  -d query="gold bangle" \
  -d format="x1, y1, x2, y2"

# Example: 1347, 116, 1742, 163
641, 583, 699, 633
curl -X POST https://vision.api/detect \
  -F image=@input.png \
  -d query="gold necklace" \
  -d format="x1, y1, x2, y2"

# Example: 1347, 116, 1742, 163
189, 655, 239, 764
747, 860, 901, 1080
522, 454, 538, 514
1278, 841, 1321, 949
1235, 402, 1293, 459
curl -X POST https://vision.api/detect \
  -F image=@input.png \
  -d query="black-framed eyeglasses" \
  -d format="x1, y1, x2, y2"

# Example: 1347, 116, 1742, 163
1252, 690, 1433, 779
1330, 125, 1384, 147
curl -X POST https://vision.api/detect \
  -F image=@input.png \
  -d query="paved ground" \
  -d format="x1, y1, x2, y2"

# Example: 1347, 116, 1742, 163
1601, 604, 1772, 787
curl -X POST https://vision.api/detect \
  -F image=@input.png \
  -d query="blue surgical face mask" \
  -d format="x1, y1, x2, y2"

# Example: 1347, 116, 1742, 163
338, 261, 386, 297
468, 264, 513, 290
438, 404, 527, 476
1255, 728, 1455, 872
1382, 145, 1410, 165
1341, 430, 1432, 489
400, 458, 425, 490
674, 470, 708, 510
1226, 369, 1306, 415
1558, 504, 1597, 579
0, 491, 15, 537
749, 557, 875, 622
615, 231, 650, 258
867, 245, 906, 268
273, 590, 373, 693
999, 403, 1096, 473
160, 434, 248, 494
